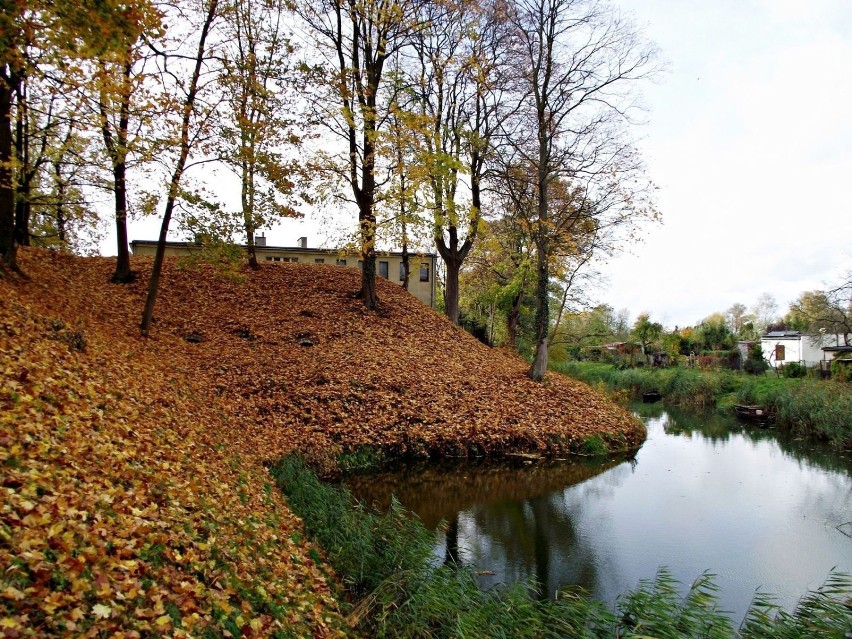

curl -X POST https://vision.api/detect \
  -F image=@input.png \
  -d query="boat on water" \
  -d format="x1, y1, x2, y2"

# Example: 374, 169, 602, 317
734, 404, 774, 423
642, 390, 662, 403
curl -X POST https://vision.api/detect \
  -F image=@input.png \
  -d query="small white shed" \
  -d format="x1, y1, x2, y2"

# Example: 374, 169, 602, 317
760, 331, 839, 369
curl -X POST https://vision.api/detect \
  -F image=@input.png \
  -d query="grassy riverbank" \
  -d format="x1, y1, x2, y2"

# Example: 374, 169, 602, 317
272, 454, 852, 639
552, 361, 852, 449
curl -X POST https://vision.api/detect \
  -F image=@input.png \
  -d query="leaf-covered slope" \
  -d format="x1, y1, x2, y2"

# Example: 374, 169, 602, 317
9, 249, 644, 462
1, 250, 345, 638
127, 250, 643, 461
1, 248, 643, 636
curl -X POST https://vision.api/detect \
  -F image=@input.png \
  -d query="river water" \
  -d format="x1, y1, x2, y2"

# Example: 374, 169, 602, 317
343, 404, 852, 621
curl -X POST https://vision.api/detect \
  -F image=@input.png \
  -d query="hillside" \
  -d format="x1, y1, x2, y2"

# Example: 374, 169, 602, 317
1, 248, 643, 636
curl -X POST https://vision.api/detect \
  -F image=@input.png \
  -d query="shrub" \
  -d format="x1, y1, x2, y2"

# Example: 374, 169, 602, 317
743, 342, 768, 375
830, 357, 852, 382
743, 357, 767, 375
613, 358, 632, 370
556, 361, 851, 448
459, 310, 491, 346
781, 362, 807, 378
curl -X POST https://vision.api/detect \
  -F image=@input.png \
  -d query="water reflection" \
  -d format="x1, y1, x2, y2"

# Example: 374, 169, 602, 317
345, 455, 627, 530
344, 408, 852, 620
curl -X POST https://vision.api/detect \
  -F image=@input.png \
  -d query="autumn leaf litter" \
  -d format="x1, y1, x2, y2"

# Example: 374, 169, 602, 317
1, 248, 644, 637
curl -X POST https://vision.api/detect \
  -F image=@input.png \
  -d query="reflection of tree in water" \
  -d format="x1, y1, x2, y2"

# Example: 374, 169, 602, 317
655, 405, 851, 476
345, 455, 633, 600
456, 478, 617, 600
345, 456, 627, 529
743, 428, 852, 475
661, 408, 735, 443
346, 408, 851, 609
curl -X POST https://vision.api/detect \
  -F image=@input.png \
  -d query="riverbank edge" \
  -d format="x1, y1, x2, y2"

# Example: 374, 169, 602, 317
270, 454, 852, 639
308, 428, 647, 479
551, 361, 852, 449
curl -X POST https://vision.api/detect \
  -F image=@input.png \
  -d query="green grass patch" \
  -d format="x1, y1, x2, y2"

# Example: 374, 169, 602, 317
271, 455, 852, 638
338, 445, 387, 474
581, 435, 610, 456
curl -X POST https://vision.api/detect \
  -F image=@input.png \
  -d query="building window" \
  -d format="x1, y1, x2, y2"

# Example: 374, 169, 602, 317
379, 261, 389, 279
399, 262, 407, 281
775, 345, 785, 361
314, 258, 325, 263
419, 262, 429, 282
336, 259, 347, 266
285, 257, 298, 263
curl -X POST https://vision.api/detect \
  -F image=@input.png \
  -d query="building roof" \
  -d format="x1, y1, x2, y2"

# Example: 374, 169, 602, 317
130, 239, 437, 258
823, 345, 852, 353
763, 331, 802, 338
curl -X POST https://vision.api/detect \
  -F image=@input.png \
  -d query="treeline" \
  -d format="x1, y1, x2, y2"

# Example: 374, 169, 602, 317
490, 276, 850, 369
1, 0, 659, 377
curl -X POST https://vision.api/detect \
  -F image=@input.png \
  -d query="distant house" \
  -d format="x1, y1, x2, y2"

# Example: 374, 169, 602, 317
759, 331, 843, 369
130, 237, 438, 308
822, 345, 852, 363
601, 342, 634, 355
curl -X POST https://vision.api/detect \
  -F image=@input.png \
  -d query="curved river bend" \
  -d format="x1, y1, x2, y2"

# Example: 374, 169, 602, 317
344, 404, 852, 621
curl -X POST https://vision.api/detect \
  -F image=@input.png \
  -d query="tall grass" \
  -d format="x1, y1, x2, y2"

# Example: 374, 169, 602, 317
736, 377, 852, 446
552, 362, 726, 408
553, 362, 852, 448
270, 455, 852, 638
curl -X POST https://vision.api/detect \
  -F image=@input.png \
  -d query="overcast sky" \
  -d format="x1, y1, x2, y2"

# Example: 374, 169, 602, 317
118, 0, 852, 329
601, 0, 852, 327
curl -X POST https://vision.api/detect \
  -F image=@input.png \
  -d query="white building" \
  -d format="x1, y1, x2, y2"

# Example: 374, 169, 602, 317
760, 331, 844, 369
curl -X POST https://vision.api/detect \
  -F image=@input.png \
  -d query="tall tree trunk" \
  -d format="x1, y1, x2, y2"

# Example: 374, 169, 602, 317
140, 0, 218, 334
0, 72, 17, 270
530, 82, 551, 381
401, 231, 410, 291
140, 194, 176, 334
358, 203, 377, 308
530, 236, 549, 380
436, 226, 472, 325
54, 155, 67, 246
357, 125, 378, 309
101, 61, 133, 283
506, 287, 523, 349
399, 171, 410, 289
13, 86, 29, 246
13, 190, 28, 246
112, 162, 133, 281
360, 240, 377, 308
242, 159, 258, 269
245, 226, 258, 269
240, 104, 259, 270
530, 133, 550, 380
444, 258, 461, 324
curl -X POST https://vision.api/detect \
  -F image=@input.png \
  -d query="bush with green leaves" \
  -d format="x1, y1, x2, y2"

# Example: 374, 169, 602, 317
781, 362, 807, 378
830, 357, 852, 382
743, 342, 768, 375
